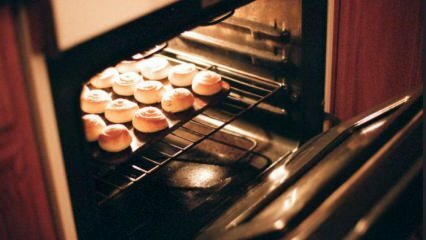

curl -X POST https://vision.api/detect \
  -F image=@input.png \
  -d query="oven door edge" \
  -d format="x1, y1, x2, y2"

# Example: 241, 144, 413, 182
14, 4, 79, 240
27, 0, 254, 59
196, 88, 422, 240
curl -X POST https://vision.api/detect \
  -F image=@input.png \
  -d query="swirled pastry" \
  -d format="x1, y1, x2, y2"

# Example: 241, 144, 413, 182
105, 99, 139, 123
82, 114, 106, 142
139, 56, 170, 80
81, 89, 112, 113
168, 63, 198, 87
192, 71, 223, 96
161, 88, 194, 113
134, 81, 166, 104
98, 124, 132, 152
115, 60, 141, 73
113, 72, 142, 96
89, 67, 119, 89
132, 107, 168, 133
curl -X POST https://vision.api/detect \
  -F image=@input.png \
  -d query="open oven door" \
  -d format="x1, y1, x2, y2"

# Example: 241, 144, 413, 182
197, 88, 423, 240
26, 0, 253, 57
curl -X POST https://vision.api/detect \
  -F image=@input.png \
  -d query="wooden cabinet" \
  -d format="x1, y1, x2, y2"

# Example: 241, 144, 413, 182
0, 5, 57, 240
330, 0, 422, 120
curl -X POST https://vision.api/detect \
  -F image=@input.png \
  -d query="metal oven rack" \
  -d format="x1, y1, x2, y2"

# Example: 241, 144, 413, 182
90, 54, 284, 206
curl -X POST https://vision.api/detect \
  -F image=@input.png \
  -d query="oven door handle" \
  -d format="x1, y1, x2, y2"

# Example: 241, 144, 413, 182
201, 217, 286, 240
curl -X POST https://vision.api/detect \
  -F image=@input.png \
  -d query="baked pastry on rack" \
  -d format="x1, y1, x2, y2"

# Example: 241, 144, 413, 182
133, 106, 168, 133
115, 60, 142, 73
139, 56, 170, 80
168, 63, 198, 87
113, 72, 142, 96
81, 89, 112, 114
192, 70, 223, 96
98, 124, 132, 152
89, 67, 119, 89
82, 114, 106, 142
134, 80, 166, 104
105, 99, 139, 123
161, 88, 194, 113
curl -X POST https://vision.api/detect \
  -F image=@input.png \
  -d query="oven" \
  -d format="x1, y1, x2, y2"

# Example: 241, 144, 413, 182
16, 0, 422, 239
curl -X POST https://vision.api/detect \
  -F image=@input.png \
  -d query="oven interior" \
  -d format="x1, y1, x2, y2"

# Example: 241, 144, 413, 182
46, 0, 326, 239
92, 50, 299, 238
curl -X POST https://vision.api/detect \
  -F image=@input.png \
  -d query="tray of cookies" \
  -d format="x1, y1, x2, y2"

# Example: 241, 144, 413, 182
80, 54, 230, 164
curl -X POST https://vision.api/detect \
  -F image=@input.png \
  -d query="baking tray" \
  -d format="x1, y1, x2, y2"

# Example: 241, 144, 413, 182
83, 56, 230, 164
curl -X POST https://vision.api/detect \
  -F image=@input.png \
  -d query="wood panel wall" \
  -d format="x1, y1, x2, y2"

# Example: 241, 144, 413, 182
330, 0, 423, 120
0, 5, 57, 240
